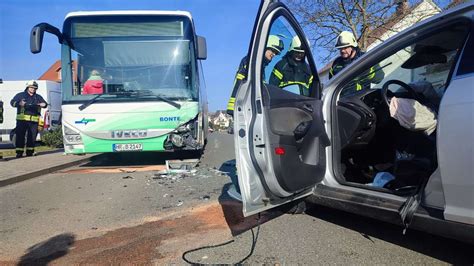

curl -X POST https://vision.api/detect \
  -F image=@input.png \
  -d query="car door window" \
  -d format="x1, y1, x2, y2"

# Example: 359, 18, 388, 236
264, 16, 315, 97
339, 22, 469, 99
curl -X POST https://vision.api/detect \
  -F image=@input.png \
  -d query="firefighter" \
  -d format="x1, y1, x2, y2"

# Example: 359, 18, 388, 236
10, 80, 48, 158
269, 36, 313, 96
329, 31, 384, 94
226, 35, 284, 116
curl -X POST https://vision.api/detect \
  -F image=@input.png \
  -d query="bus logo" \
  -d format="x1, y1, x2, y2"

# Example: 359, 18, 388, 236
75, 118, 96, 125
111, 130, 147, 139
160, 116, 180, 122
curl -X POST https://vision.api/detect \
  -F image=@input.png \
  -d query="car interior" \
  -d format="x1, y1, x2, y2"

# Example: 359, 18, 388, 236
334, 22, 470, 195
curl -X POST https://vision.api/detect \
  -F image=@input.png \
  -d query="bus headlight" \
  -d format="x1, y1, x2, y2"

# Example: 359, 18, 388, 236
64, 125, 83, 144
170, 134, 184, 147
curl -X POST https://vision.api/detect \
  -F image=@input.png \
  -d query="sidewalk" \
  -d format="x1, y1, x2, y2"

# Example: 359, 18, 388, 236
0, 150, 96, 187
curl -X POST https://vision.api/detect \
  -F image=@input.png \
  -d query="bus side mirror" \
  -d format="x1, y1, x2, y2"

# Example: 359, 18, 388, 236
30, 23, 64, 54
197, 35, 207, 60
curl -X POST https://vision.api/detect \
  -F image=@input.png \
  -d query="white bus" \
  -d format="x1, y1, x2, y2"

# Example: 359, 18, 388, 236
30, 11, 208, 154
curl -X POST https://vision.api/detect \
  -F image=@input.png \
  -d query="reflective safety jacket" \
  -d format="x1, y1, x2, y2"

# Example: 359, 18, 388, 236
329, 48, 384, 93
227, 56, 249, 116
269, 53, 313, 96
10, 90, 48, 123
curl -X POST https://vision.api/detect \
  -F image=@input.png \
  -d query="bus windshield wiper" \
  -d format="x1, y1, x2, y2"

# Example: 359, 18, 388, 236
78, 93, 108, 111
78, 90, 181, 111
78, 91, 132, 111
131, 89, 181, 109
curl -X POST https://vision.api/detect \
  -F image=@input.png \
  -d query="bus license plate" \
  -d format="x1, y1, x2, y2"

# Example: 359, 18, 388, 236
113, 143, 143, 152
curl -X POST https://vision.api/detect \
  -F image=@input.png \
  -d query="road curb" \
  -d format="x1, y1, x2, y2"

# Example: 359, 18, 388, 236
0, 156, 94, 188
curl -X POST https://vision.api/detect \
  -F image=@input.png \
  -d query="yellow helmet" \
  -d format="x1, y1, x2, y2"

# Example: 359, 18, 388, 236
289, 36, 305, 53
335, 31, 358, 49
25, 80, 38, 89
267, 35, 284, 55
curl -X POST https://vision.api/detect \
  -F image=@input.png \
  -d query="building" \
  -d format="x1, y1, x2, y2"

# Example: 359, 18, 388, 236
38, 60, 78, 82
209, 110, 232, 130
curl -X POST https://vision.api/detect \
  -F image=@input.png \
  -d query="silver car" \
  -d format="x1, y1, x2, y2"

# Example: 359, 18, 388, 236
234, 0, 474, 243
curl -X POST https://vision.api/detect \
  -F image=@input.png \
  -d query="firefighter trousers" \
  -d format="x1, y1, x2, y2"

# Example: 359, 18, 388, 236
15, 120, 38, 156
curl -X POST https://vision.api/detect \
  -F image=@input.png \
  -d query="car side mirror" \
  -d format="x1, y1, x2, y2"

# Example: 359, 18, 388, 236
30, 23, 63, 54
197, 35, 207, 60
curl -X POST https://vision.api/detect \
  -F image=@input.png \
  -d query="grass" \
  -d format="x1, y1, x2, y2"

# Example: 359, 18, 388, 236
1, 145, 59, 158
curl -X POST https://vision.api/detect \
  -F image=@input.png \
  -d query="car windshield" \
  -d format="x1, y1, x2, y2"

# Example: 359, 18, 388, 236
61, 15, 198, 103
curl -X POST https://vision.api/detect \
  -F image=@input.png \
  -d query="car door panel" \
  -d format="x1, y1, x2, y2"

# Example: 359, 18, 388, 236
235, 0, 328, 216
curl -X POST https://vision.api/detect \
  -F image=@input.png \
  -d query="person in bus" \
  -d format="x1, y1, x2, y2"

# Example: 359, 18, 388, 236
83, 69, 104, 94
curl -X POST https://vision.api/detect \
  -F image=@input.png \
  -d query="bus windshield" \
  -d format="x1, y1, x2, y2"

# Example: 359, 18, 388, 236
61, 15, 198, 103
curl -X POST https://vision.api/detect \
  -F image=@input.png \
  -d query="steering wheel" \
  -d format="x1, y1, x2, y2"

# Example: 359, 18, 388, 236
381, 80, 418, 108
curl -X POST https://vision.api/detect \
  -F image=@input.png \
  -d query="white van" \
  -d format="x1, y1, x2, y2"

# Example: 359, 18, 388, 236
0, 80, 61, 142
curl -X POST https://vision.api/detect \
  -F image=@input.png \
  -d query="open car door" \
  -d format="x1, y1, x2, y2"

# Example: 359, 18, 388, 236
234, 0, 329, 217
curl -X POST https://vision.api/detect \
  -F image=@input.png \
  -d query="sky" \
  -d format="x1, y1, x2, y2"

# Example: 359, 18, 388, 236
0, 0, 265, 111
0, 0, 454, 111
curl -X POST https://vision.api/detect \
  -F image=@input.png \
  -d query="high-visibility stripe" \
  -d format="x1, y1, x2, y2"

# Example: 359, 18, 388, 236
16, 114, 40, 122
227, 97, 235, 111
309, 75, 313, 85
279, 81, 310, 89
367, 66, 376, 80
26, 147, 34, 151
15, 148, 24, 151
329, 67, 334, 76
273, 69, 283, 80
236, 74, 246, 80
356, 83, 362, 91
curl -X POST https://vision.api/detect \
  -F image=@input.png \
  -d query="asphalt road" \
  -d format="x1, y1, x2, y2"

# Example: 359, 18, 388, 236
0, 132, 472, 264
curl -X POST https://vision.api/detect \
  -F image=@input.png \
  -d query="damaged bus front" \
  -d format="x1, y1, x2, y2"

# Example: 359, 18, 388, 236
31, 11, 208, 154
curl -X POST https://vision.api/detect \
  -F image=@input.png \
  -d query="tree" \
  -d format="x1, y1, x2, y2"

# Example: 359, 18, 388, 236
285, 0, 450, 63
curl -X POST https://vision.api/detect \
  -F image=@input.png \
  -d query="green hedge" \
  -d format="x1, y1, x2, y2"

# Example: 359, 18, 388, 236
41, 127, 63, 148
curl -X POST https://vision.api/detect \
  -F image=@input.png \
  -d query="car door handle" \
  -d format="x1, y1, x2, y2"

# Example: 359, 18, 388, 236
302, 104, 313, 113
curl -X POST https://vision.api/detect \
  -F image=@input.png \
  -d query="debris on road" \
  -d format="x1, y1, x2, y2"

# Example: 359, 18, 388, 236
177, 200, 184, 207
166, 159, 200, 171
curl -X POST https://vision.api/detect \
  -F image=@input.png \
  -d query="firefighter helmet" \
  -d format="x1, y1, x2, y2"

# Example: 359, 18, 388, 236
335, 31, 358, 49
267, 35, 284, 55
289, 36, 305, 53
25, 80, 38, 89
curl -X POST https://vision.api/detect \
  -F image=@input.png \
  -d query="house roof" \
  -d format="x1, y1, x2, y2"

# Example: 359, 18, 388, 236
38, 60, 77, 82
365, 0, 439, 48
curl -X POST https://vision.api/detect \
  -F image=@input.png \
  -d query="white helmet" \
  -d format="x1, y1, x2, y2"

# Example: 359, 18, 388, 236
267, 35, 284, 55
25, 80, 38, 89
289, 36, 304, 53
335, 31, 358, 49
